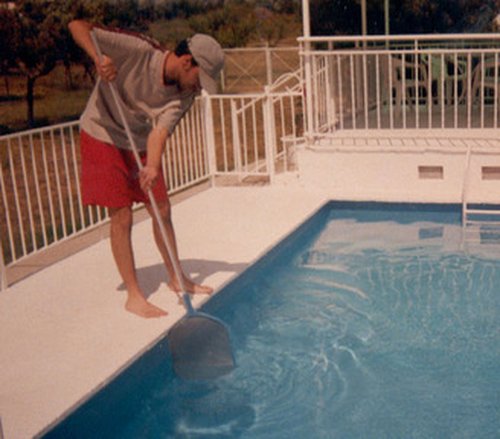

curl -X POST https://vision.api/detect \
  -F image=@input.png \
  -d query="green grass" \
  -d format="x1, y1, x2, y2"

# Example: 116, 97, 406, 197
0, 65, 93, 134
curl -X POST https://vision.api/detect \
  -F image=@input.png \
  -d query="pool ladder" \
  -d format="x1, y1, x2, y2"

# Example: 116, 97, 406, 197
462, 207, 500, 244
462, 145, 500, 246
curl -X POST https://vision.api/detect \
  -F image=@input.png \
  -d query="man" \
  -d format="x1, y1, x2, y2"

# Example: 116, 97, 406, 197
69, 20, 223, 318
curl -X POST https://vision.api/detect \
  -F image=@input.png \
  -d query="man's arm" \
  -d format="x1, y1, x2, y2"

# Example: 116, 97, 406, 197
68, 20, 98, 63
139, 126, 169, 192
68, 20, 117, 81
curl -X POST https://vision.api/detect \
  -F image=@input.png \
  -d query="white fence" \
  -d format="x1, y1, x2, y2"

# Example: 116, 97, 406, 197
222, 46, 300, 93
0, 81, 303, 289
0, 121, 85, 290
0, 97, 209, 289
300, 34, 500, 144
209, 82, 303, 180
11, 33, 500, 288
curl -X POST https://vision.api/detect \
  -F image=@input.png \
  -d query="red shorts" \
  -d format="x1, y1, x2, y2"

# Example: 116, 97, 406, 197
80, 130, 168, 208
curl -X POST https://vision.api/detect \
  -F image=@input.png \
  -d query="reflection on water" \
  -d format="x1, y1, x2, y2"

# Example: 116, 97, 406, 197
210, 216, 500, 438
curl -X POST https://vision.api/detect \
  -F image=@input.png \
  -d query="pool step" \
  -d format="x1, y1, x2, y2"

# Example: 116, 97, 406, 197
463, 206, 500, 244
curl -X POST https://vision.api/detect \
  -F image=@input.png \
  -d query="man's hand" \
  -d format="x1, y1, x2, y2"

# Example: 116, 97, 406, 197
143, 127, 169, 193
68, 20, 117, 81
139, 165, 159, 193
95, 55, 117, 82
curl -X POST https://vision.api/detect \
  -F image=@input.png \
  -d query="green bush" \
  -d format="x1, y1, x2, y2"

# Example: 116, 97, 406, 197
189, 3, 257, 48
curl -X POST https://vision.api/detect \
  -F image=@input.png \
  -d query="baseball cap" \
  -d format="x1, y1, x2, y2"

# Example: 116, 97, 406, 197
188, 34, 224, 94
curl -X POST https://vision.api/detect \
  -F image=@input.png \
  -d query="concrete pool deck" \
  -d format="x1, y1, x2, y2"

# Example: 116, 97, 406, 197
0, 182, 331, 439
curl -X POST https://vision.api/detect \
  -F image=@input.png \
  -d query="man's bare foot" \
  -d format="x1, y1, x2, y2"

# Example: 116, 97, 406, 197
169, 277, 214, 296
125, 294, 168, 318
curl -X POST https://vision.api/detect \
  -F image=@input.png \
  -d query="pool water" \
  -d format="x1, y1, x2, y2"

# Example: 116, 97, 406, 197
44, 202, 500, 439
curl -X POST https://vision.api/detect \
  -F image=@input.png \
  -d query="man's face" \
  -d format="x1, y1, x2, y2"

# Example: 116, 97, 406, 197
178, 56, 202, 93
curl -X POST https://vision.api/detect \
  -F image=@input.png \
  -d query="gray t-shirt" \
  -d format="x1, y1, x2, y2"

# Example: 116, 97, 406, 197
81, 27, 195, 151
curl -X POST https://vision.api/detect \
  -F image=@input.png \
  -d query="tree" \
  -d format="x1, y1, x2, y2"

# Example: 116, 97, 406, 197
309, 0, 500, 36
310, 0, 362, 35
14, 1, 61, 126
0, 8, 21, 95
250, 0, 301, 15
254, 6, 300, 46
103, 0, 148, 31
189, 2, 257, 48
388, 0, 499, 34
54, 0, 106, 88
7, 0, 106, 126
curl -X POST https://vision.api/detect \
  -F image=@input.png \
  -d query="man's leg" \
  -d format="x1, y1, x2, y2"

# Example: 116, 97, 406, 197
109, 206, 167, 318
145, 200, 213, 297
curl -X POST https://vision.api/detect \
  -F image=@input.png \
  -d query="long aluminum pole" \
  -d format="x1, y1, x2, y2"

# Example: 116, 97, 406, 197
90, 31, 189, 299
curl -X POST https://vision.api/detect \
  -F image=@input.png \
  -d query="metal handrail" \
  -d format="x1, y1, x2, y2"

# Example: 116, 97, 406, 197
461, 142, 473, 229
299, 34, 500, 139
299, 33, 500, 44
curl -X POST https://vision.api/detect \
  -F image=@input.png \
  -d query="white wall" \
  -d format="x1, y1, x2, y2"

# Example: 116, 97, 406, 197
297, 147, 500, 204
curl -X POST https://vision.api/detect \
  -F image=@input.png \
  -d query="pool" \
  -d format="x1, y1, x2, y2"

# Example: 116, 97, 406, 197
42, 202, 500, 438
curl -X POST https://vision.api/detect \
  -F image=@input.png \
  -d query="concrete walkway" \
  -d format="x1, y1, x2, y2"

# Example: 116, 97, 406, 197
0, 183, 329, 439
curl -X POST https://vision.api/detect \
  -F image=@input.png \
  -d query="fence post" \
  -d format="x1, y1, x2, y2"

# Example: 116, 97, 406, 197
220, 63, 226, 92
263, 86, 276, 183
301, 40, 315, 143
0, 239, 7, 291
230, 100, 242, 180
301, 0, 315, 142
203, 93, 217, 186
265, 44, 273, 86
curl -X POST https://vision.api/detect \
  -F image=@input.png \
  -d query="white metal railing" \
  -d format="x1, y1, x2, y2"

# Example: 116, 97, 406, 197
221, 47, 300, 93
0, 121, 90, 279
209, 90, 302, 180
210, 70, 303, 181
0, 98, 211, 289
0, 45, 295, 290
0, 80, 303, 289
6, 34, 500, 288
163, 97, 211, 193
299, 34, 500, 143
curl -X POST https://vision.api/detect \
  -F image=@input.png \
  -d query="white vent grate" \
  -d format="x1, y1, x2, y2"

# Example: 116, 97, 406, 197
418, 165, 444, 179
